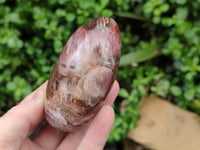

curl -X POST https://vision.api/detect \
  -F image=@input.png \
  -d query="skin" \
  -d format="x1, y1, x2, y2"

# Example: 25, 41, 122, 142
0, 80, 119, 150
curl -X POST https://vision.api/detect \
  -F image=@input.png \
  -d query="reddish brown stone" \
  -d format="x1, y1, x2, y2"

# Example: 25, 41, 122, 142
45, 17, 121, 132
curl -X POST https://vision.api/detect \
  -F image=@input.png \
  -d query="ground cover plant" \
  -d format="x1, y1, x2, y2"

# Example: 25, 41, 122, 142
1, 0, 200, 143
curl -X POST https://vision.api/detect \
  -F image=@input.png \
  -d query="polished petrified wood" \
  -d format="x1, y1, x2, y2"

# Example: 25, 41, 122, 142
45, 17, 121, 131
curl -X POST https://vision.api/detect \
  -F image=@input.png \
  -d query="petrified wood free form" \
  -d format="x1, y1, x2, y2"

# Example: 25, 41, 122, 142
45, 17, 121, 132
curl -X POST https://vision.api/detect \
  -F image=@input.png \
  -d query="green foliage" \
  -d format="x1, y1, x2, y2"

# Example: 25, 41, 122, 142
1, 0, 200, 144
0, 0, 115, 106
119, 41, 159, 66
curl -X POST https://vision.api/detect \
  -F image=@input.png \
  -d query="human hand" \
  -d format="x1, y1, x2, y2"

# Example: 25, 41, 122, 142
0, 80, 119, 150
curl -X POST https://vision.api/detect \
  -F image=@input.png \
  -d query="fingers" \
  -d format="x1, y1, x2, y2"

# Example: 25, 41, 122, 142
104, 80, 119, 105
20, 81, 48, 105
57, 106, 115, 150
77, 105, 115, 150
56, 122, 90, 150
0, 81, 47, 149
33, 123, 66, 150
56, 80, 119, 149
0, 80, 118, 150
20, 139, 43, 150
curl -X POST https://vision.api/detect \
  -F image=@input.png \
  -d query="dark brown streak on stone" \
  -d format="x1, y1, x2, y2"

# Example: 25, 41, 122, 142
66, 93, 71, 100
67, 78, 72, 87
61, 98, 93, 122
71, 97, 87, 107
83, 18, 97, 30
83, 17, 111, 30
114, 54, 120, 63
94, 44, 102, 56
61, 64, 67, 68
107, 58, 113, 64
69, 65, 75, 69
56, 71, 66, 80
93, 44, 103, 63
66, 77, 78, 87
55, 79, 59, 91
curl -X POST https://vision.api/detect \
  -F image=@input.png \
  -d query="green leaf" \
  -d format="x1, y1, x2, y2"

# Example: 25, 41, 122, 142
0, 0, 6, 4
7, 38, 16, 48
58, 0, 69, 4
119, 48, 159, 66
14, 88, 22, 101
0, 55, 10, 69
102, 9, 113, 17
11, 57, 21, 70
116, 0, 123, 5
170, 86, 182, 96
175, 0, 187, 5
153, 8, 161, 16
176, 7, 188, 20
185, 73, 194, 81
100, 0, 109, 8
138, 85, 147, 96
65, 13, 76, 22
161, 17, 174, 27
143, 2, 154, 14
76, 16, 87, 25
115, 12, 147, 21
8, 13, 20, 23
119, 88, 129, 98
156, 80, 170, 97
192, 100, 200, 109
79, 1, 91, 9
184, 89, 195, 101
160, 3, 170, 13
56, 9, 66, 17
6, 81, 16, 92
153, 16, 160, 24
35, 18, 47, 28
54, 40, 63, 54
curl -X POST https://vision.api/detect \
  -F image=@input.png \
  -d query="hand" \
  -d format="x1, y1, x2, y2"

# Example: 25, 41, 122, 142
0, 81, 119, 150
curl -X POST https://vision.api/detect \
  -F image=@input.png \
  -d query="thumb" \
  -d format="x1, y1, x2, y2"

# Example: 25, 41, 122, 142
0, 81, 47, 143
